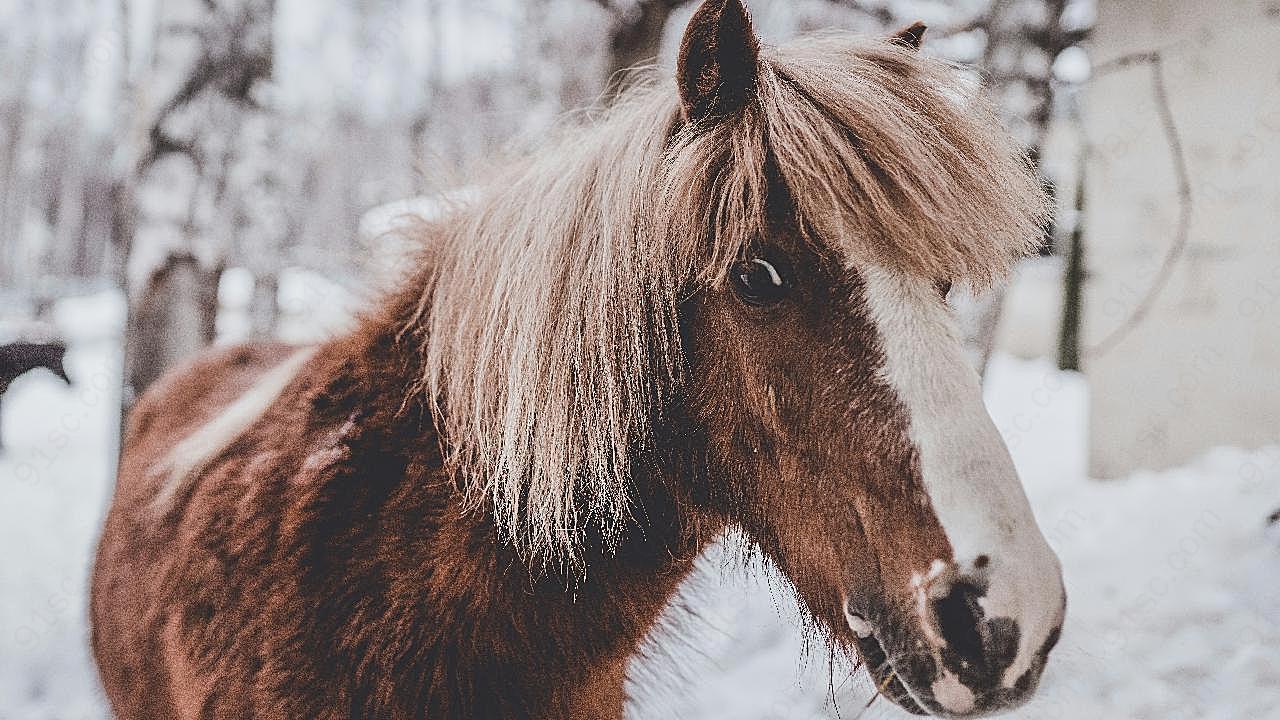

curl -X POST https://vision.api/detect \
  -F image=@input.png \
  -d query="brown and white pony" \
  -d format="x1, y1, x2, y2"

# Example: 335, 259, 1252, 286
91, 2, 1065, 717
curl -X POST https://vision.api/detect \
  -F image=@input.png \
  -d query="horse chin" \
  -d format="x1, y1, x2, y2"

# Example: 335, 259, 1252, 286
842, 597, 928, 714
853, 633, 929, 716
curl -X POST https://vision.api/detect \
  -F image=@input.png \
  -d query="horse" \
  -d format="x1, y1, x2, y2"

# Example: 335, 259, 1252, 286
91, 2, 1065, 717
0, 340, 71, 450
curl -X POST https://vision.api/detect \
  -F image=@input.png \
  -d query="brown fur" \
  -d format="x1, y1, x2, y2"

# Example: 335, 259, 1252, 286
94, 310, 706, 718
92, 4, 1050, 718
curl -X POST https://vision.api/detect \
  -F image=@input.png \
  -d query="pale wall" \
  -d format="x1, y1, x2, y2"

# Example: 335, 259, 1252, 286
1083, 0, 1280, 477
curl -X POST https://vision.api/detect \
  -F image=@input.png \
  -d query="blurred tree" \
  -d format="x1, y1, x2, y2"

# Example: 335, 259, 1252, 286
114, 0, 276, 408
815, 0, 1091, 376
968, 0, 1090, 374
0, 50, 38, 295
0, 2, 117, 306
590, 0, 695, 93
1058, 160, 1085, 371
127, 254, 222, 393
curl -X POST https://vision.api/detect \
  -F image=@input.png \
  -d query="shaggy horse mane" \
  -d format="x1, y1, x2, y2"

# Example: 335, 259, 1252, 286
413, 33, 1048, 570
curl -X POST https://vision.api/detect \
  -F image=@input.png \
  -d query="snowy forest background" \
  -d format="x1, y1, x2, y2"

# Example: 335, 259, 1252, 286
4, 1, 1280, 719
1, 0, 1093, 397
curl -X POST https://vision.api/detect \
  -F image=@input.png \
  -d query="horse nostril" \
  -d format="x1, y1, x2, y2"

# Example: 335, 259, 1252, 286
930, 579, 1025, 692
932, 580, 987, 667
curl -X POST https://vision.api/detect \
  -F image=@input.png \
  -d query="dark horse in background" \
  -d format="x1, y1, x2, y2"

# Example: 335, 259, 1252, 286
0, 340, 71, 450
92, 1, 1066, 717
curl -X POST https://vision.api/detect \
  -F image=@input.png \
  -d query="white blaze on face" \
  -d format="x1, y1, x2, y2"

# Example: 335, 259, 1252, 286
859, 265, 1065, 690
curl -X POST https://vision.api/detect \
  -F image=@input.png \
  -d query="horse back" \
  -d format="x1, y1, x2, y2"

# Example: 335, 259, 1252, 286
123, 342, 299, 457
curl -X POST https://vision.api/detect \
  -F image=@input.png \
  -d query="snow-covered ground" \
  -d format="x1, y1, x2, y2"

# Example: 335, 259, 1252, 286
1, 292, 1277, 719
0, 293, 123, 720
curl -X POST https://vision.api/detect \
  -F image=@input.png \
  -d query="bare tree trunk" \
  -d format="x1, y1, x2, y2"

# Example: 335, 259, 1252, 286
0, 33, 38, 279
823, 0, 1085, 378
963, 0, 1084, 379
1057, 159, 1086, 371
125, 255, 222, 404
250, 272, 279, 339
117, 0, 277, 410
0, 62, 36, 294
53, 135, 90, 279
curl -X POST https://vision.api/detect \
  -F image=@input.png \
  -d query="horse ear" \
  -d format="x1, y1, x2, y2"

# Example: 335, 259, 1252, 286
890, 21, 927, 50
677, 0, 761, 122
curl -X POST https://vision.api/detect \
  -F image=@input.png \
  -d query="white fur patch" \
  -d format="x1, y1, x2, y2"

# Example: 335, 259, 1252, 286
860, 265, 1064, 688
842, 596, 874, 638
911, 559, 953, 649
149, 347, 317, 513
931, 671, 977, 714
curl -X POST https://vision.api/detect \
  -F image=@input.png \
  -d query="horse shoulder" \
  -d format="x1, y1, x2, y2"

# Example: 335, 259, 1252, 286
94, 341, 316, 719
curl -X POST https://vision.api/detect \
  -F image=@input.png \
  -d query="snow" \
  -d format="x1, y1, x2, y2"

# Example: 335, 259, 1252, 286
215, 266, 362, 346
981, 359, 1280, 720
1, 297, 1278, 719
0, 292, 122, 720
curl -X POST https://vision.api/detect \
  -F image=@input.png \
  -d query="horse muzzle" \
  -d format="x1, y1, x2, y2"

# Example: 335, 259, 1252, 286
843, 553, 1065, 718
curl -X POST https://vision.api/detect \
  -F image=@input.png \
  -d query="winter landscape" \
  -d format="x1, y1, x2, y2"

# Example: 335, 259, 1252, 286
3, 0, 1280, 718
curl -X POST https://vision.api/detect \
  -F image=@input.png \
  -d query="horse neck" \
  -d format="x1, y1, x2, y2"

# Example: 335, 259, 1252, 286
331, 291, 717, 718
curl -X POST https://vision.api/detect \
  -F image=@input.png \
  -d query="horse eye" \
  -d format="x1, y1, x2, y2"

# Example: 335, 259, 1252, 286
731, 258, 789, 306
